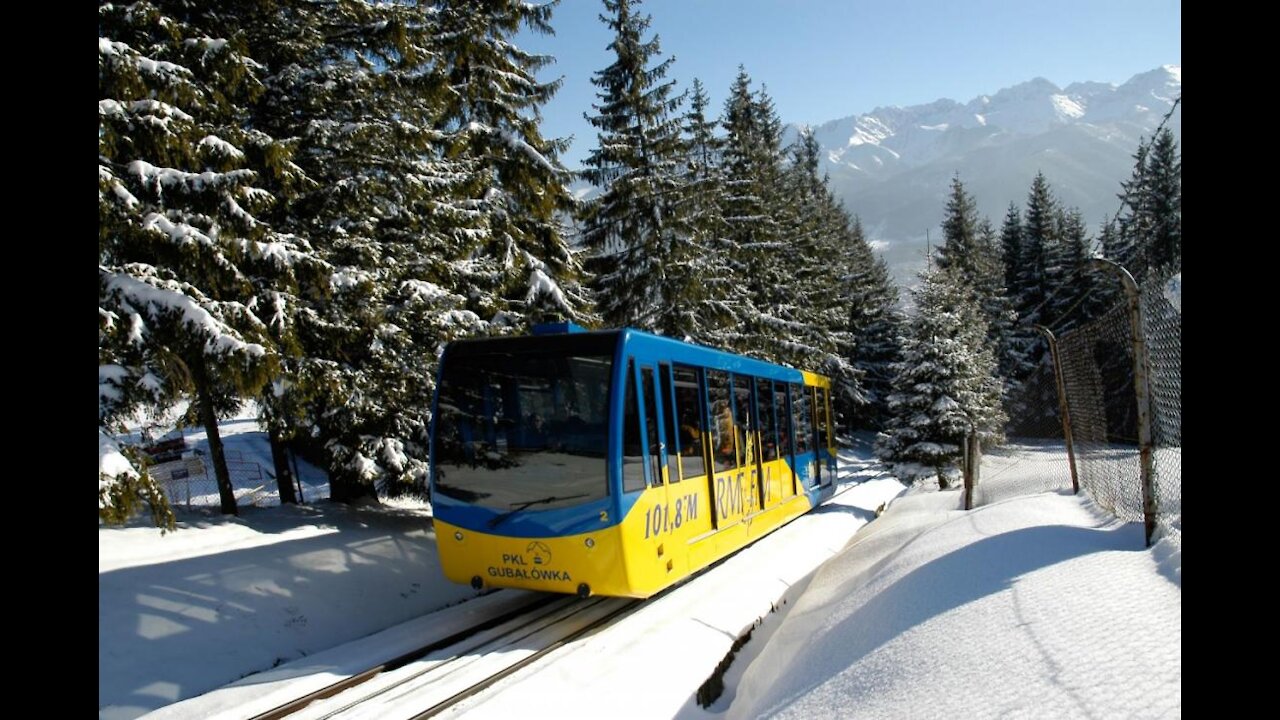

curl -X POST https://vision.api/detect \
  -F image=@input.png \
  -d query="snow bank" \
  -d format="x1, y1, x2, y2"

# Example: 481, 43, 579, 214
728, 490, 1181, 718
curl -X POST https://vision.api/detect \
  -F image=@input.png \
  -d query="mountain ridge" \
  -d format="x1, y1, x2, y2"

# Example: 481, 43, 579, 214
792, 65, 1181, 284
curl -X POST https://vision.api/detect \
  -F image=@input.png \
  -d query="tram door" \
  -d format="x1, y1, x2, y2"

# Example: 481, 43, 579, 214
811, 386, 822, 486
730, 374, 763, 514
639, 365, 670, 501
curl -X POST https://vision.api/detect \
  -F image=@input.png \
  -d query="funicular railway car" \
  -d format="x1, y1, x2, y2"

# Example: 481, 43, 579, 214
429, 324, 837, 599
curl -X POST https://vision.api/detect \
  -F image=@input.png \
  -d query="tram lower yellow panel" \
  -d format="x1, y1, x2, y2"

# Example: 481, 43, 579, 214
435, 520, 637, 597
436, 458, 818, 599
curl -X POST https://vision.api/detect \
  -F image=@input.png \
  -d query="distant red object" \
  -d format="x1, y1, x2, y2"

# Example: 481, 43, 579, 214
143, 430, 186, 463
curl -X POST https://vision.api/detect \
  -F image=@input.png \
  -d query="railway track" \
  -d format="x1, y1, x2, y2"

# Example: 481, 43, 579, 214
249, 472, 870, 720
251, 594, 640, 720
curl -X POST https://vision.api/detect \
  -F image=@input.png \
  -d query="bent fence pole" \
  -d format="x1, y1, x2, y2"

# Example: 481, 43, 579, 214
1090, 259, 1157, 546
1033, 325, 1079, 494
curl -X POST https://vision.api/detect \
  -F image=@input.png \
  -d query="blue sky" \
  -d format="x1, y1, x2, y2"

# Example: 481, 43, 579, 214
520, 0, 1181, 169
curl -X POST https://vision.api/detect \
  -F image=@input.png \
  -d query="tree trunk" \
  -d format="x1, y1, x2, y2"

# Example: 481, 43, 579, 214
194, 356, 238, 515
268, 424, 298, 505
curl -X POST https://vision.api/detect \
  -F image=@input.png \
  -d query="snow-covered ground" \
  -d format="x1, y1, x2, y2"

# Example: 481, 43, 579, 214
100, 422, 1180, 719
99, 499, 477, 720
723, 489, 1181, 719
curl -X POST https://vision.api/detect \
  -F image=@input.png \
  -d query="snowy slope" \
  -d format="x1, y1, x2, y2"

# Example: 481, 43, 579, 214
726, 490, 1181, 718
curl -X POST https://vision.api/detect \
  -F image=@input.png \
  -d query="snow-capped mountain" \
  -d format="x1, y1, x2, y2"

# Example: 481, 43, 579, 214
797, 65, 1181, 284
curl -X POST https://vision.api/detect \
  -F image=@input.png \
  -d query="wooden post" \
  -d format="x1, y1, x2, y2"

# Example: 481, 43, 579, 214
1034, 325, 1079, 494
963, 428, 975, 511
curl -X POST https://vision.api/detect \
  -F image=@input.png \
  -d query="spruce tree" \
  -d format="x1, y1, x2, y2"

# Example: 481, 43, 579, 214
1116, 128, 1181, 280
721, 68, 795, 363
678, 77, 748, 346
936, 174, 983, 278
1143, 129, 1182, 278
231, 1, 587, 500
999, 203, 1025, 306
843, 217, 903, 429
936, 177, 1020, 390
1046, 207, 1094, 332
1016, 172, 1057, 329
432, 0, 588, 322
259, 1, 495, 500
581, 0, 691, 334
781, 130, 861, 413
877, 267, 1005, 486
99, 0, 321, 516
974, 219, 1024, 384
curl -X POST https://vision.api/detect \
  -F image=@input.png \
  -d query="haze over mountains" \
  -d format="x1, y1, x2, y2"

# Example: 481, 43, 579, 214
792, 65, 1182, 284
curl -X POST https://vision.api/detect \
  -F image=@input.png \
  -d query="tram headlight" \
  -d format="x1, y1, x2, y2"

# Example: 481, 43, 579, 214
585, 537, 595, 548
454, 531, 464, 541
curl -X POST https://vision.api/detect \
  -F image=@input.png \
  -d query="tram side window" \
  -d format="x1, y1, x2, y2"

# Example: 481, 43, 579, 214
774, 384, 791, 456
759, 378, 779, 461
814, 386, 830, 452
707, 370, 736, 470
659, 364, 681, 483
732, 374, 753, 466
622, 361, 645, 493
672, 366, 706, 479
791, 383, 811, 454
641, 367, 663, 487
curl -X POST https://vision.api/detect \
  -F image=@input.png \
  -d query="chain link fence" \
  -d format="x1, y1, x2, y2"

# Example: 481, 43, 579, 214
973, 266, 1181, 548
1056, 299, 1144, 520
150, 449, 271, 510
973, 358, 1074, 507
1142, 274, 1181, 545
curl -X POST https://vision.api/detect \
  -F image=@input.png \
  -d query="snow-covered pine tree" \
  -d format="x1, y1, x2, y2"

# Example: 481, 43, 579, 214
842, 216, 903, 429
936, 174, 983, 277
1116, 128, 1181, 281
676, 77, 749, 348
935, 176, 1020, 397
780, 130, 861, 415
997, 200, 1039, 385
240, 0, 498, 500
1015, 172, 1057, 330
999, 202, 1025, 307
100, 1, 321, 516
1046, 207, 1095, 333
1099, 214, 1131, 270
720, 69, 796, 363
1143, 128, 1182, 279
1003, 173, 1065, 435
877, 267, 1006, 487
432, 0, 589, 324
581, 0, 693, 333
974, 218, 1024, 384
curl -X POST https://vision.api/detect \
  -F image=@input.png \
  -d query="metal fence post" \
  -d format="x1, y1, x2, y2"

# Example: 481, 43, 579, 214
1090, 259, 1157, 546
1034, 325, 1079, 494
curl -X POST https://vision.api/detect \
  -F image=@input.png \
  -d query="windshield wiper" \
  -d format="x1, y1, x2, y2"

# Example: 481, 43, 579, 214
488, 494, 588, 529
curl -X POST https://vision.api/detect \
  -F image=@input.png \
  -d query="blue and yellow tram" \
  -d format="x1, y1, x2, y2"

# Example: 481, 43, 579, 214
429, 324, 837, 599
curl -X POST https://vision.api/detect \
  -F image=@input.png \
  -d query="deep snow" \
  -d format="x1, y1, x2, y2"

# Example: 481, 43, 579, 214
725, 490, 1181, 718
99, 420, 1180, 719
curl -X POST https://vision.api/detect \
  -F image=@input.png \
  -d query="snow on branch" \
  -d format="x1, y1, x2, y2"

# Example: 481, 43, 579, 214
199, 134, 246, 161
128, 160, 257, 197
99, 37, 193, 87
525, 268, 573, 315
100, 267, 267, 358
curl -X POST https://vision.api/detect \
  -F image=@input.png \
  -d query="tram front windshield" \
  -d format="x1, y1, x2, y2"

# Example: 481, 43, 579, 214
434, 349, 613, 512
